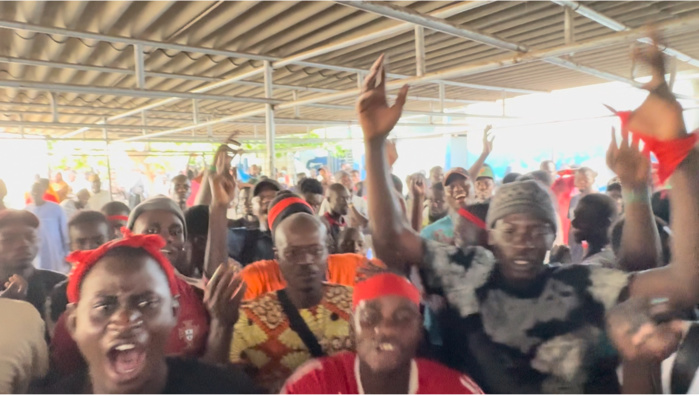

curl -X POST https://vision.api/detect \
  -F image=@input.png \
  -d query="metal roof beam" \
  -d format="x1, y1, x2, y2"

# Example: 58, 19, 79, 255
112, 14, 699, 143
0, 118, 469, 133
294, 60, 545, 94
0, 13, 537, 137
335, 1, 528, 52
552, 1, 699, 67
306, 103, 517, 119
274, 1, 493, 68
0, 56, 482, 104
345, 0, 696, 96
0, 80, 281, 104
0, 20, 276, 62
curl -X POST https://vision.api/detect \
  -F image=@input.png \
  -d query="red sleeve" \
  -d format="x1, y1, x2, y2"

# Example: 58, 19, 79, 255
165, 279, 209, 357
50, 313, 86, 375
417, 359, 484, 394
281, 359, 327, 394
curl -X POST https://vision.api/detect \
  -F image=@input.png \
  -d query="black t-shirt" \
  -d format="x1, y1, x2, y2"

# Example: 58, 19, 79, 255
48, 279, 69, 322
21, 269, 66, 318
227, 228, 274, 266
40, 357, 262, 394
421, 240, 630, 394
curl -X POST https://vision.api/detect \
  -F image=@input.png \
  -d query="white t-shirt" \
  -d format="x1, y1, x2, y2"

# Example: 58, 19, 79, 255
60, 199, 80, 220
0, 299, 48, 393
319, 195, 368, 219
87, 190, 111, 211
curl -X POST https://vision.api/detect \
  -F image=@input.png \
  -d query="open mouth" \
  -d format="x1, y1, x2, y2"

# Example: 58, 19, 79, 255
106, 343, 147, 382
377, 342, 396, 352
160, 248, 177, 261
511, 259, 535, 272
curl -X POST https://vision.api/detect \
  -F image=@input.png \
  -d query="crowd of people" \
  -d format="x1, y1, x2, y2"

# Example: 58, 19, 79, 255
0, 36, 698, 394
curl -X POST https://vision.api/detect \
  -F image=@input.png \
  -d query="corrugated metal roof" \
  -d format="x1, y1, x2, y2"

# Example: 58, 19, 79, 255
0, 1, 697, 141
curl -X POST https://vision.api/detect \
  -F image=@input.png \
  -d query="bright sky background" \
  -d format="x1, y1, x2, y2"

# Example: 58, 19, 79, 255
1, 75, 697, 208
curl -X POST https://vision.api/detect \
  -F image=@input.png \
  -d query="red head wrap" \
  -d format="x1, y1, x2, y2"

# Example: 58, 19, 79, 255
458, 208, 486, 230
352, 273, 420, 309
66, 229, 179, 304
613, 110, 698, 184
267, 196, 313, 231
106, 215, 129, 222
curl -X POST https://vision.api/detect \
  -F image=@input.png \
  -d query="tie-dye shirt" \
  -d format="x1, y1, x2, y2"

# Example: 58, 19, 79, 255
421, 240, 630, 393
420, 215, 454, 245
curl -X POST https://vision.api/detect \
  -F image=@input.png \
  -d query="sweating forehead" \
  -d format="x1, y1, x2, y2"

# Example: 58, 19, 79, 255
172, 175, 189, 184
133, 209, 183, 229
79, 253, 170, 297
0, 222, 36, 236
274, 213, 325, 245
358, 295, 419, 313
329, 185, 349, 195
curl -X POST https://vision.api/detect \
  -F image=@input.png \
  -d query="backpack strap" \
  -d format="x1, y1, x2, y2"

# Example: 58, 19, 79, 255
671, 323, 699, 394
277, 289, 325, 358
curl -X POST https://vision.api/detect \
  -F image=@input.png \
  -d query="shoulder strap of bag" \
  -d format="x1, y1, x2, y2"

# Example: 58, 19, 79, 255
276, 288, 326, 358
671, 323, 699, 394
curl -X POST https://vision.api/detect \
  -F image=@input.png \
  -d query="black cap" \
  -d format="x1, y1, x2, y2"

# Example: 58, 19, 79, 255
253, 179, 281, 197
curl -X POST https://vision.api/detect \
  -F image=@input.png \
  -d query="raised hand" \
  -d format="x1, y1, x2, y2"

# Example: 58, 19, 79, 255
204, 263, 247, 327
0, 274, 28, 300
386, 140, 399, 167
606, 296, 686, 363
209, 145, 238, 208
482, 125, 495, 155
549, 245, 572, 265
409, 173, 426, 199
357, 54, 410, 142
606, 127, 651, 188
625, 33, 687, 141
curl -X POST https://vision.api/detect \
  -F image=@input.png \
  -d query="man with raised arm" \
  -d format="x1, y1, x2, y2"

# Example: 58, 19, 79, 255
358, 39, 699, 393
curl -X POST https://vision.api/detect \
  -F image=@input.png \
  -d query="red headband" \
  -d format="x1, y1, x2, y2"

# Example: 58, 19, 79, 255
107, 215, 129, 222
458, 208, 486, 229
614, 110, 698, 184
267, 197, 313, 230
66, 229, 178, 304
352, 273, 420, 309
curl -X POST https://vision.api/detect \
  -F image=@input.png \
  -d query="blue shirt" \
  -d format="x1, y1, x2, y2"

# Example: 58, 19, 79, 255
420, 215, 454, 244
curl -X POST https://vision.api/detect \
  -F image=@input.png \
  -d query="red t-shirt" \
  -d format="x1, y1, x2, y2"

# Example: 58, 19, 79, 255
186, 178, 201, 208
50, 276, 209, 375
551, 175, 576, 245
282, 352, 483, 394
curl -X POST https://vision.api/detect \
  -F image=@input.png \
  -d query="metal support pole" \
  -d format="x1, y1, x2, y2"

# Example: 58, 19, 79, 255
415, 26, 426, 76
264, 60, 275, 176
501, 91, 506, 116
192, 99, 199, 124
134, 44, 145, 89
141, 111, 147, 135
292, 91, 300, 118
103, 118, 113, 199
356, 72, 363, 89
49, 92, 58, 122
438, 82, 445, 112
564, 6, 575, 45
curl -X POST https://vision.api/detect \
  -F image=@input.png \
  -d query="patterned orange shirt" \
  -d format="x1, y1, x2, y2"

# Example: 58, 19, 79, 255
229, 283, 354, 393
240, 254, 383, 300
